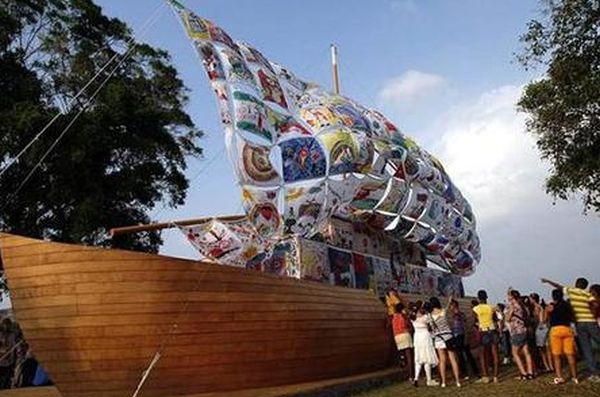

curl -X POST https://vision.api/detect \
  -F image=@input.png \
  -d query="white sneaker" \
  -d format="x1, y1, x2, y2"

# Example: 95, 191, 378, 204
427, 379, 440, 387
588, 375, 600, 383
456, 382, 462, 387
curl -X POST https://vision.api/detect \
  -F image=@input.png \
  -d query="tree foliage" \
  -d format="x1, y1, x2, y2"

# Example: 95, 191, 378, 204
0, 0, 203, 252
517, 0, 600, 213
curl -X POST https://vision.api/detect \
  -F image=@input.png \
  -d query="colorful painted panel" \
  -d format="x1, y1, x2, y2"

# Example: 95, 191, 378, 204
299, 239, 330, 282
279, 137, 327, 182
327, 247, 355, 288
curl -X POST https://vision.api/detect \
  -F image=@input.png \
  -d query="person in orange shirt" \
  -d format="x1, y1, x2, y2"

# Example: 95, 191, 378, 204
392, 303, 414, 383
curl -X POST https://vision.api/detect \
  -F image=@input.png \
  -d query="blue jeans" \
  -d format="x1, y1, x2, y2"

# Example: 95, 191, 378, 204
576, 322, 600, 375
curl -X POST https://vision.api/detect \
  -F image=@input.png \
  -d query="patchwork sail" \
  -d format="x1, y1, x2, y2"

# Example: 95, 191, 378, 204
171, 2, 480, 276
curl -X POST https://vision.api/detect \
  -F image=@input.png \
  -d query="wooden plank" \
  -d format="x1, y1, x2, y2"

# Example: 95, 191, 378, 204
0, 233, 394, 397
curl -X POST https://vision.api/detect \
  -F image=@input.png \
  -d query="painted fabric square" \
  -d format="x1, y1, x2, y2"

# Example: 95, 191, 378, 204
219, 47, 256, 86
299, 239, 330, 282
197, 43, 225, 81
318, 129, 359, 175
352, 253, 371, 289
283, 181, 326, 236
350, 176, 387, 211
402, 186, 429, 220
279, 137, 327, 182
257, 69, 288, 109
299, 105, 340, 131
182, 220, 243, 264
239, 140, 280, 186
375, 178, 409, 215
266, 107, 311, 139
328, 247, 355, 287
241, 186, 281, 237
232, 91, 272, 143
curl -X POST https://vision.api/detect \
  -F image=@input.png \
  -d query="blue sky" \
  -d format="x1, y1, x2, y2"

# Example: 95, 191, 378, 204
93, 0, 600, 303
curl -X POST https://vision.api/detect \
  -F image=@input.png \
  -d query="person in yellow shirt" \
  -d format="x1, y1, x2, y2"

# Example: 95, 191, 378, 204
386, 289, 401, 317
542, 277, 600, 382
472, 290, 499, 383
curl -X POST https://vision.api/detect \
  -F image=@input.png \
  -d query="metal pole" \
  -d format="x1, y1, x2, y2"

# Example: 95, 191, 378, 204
331, 44, 340, 95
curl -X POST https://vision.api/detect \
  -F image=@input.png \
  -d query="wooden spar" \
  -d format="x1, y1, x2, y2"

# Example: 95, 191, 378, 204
109, 214, 246, 237
330, 44, 340, 95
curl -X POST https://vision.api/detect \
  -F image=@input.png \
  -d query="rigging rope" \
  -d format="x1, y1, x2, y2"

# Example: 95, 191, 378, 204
0, 4, 166, 212
130, 237, 211, 397
0, 2, 167, 181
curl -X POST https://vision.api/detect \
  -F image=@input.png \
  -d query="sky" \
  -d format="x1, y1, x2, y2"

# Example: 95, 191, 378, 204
91, 0, 600, 303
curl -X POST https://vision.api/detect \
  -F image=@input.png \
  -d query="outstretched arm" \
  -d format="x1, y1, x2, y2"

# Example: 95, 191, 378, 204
541, 278, 563, 289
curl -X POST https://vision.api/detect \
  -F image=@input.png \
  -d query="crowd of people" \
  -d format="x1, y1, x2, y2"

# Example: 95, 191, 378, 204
386, 276, 600, 387
0, 317, 51, 389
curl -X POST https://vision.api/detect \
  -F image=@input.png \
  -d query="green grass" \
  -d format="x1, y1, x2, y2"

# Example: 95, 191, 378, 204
354, 365, 600, 397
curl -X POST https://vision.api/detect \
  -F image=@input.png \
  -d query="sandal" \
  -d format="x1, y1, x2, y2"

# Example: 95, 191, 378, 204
552, 377, 566, 385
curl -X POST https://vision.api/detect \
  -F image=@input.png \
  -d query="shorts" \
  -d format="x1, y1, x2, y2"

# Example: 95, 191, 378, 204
550, 326, 575, 356
394, 333, 413, 350
535, 325, 549, 347
510, 333, 527, 347
480, 330, 499, 346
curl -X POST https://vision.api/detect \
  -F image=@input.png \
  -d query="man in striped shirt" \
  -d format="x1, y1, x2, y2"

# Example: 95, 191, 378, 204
542, 277, 600, 382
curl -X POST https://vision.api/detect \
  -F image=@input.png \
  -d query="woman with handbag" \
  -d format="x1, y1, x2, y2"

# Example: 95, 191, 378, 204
506, 289, 535, 380
411, 302, 439, 387
429, 297, 462, 388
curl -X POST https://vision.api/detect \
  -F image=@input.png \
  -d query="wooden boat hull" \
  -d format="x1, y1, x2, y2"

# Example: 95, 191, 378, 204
0, 234, 392, 397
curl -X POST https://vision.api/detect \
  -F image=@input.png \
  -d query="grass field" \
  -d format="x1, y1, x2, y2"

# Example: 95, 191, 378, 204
354, 365, 600, 397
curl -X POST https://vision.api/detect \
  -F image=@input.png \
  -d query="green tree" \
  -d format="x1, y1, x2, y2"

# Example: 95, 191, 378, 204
0, 0, 203, 252
517, 0, 600, 213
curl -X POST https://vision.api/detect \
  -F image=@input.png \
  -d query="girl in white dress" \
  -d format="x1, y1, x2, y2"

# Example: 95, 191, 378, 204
412, 302, 439, 387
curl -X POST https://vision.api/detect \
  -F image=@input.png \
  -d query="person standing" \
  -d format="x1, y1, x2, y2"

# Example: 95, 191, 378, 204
412, 302, 439, 387
506, 290, 534, 380
530, 293, 553, 373
542, 277, 600, 382
392, 303, 414, 382
590, 285, 600, 327
546, 288, 578, 385
472, 290, 499, 383
429, 297, 462, 387
386, 289, 401, 318
496, 303, 511, 365
449, 299, 479, 379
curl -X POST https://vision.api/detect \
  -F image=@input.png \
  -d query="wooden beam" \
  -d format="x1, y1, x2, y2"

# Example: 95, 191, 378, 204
109, 214, 246, 237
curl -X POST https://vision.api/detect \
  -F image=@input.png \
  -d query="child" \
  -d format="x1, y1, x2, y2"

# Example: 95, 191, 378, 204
392, 303, 414, 382
412, 302, 439, 387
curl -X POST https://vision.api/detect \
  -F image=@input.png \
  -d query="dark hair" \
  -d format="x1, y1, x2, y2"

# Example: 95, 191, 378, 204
497, 303, 505, 310
471, 299, 479, 307
509, 290, 521, 300
575, 278, 589, 289
395, 303, 405, 313
423, 302, 433, 313
477, 290, 488, 301
450, 299, 459, 308
552, 288, 564, 302
429, 297, 442, 309
590, 284, 600, 297
530, 293, 540, 304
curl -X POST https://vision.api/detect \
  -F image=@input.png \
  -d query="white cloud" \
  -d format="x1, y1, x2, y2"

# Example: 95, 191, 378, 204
434, 85, 545, 221
378, 70, 446, 111
427, 85, 600, 301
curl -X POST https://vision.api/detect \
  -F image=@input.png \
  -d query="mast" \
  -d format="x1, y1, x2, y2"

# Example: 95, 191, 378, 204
330, 44, 340, 95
